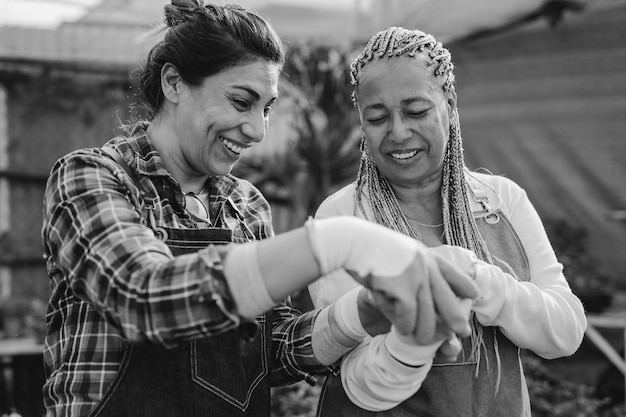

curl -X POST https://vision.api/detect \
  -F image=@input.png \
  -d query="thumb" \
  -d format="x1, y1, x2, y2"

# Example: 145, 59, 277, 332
370, 288, 417, 336
438, 335, 462, 361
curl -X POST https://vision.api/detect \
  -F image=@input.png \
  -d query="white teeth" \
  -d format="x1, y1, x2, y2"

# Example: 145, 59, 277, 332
390, 150, 418, 160
220, 137, 243, 154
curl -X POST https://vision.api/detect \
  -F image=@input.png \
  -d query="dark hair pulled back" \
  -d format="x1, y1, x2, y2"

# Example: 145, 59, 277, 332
130, 0, 284, 121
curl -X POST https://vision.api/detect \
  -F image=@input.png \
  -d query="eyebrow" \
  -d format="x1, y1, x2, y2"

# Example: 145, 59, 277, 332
234, 86, 260, 101
233, 86, 278, 104
363, 97, 432, 111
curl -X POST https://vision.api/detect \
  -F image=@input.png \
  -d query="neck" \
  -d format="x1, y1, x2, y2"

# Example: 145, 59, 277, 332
390, 180, 442, 225
147, 117, 208, 195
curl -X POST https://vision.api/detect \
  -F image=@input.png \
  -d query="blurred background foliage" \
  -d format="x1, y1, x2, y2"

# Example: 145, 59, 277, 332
234, 43, 361, 232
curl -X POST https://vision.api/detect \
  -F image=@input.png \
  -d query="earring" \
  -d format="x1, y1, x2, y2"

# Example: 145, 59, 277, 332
359, 134, 370, 161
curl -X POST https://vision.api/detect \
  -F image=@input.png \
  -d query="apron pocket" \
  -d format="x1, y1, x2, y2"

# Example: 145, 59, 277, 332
190, 316, 268, 412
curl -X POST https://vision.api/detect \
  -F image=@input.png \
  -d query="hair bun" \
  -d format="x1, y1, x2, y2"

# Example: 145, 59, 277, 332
164, 0, 203, 28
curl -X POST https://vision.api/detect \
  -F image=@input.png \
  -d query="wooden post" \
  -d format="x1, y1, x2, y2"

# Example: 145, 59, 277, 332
0, 84, 11, 300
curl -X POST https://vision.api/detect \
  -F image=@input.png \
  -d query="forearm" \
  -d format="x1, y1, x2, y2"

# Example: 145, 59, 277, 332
484, 182, 587, 358
69, 241, 243, 345
270, 289, 385, 383
311, 286, 388, 366
473, 261, 586, 358
256, 226, 322, 301
225, 216, 426, 318
340, 331, 438, 411
270, 305, 330, 386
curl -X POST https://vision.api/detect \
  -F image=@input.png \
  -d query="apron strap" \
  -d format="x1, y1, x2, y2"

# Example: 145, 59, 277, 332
466, 172, 502, 224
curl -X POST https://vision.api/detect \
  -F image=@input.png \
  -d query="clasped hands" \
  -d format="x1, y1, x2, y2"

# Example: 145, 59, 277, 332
348, 246, 478, 358
312, 217, 479, 357
310, 216, 479, 357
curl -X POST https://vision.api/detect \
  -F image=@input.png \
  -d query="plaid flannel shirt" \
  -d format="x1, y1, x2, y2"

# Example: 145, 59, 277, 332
41, 126, 327, 417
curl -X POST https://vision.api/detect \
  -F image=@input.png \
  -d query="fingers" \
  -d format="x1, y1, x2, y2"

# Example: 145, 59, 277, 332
370, 288, 417, 336
438, 335, 462, 362
346, 252, 475, 343
347, 269, 419, 335
429, 261, 473, 338
434, 255, 479, 300
414, 262, 437, 343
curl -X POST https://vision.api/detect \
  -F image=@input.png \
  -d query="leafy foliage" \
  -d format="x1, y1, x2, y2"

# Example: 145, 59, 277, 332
270, 382, 321, 417
0, 296, 46, 341
234, 43, 361, 232
523, 354, 626, 417
282, 44, 361, 215
544, 218, 618, 312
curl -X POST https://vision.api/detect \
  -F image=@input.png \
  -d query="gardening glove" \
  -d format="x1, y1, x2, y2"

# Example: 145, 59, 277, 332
307, 217, 478, 343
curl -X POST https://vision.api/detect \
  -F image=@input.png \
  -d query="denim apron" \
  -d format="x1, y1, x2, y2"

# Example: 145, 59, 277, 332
317, 176, 532, 417
93, 147, 271, 417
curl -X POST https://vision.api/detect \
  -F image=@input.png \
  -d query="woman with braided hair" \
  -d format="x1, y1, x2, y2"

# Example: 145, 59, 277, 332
41, 4, 481, 417
309, 26, 586, 416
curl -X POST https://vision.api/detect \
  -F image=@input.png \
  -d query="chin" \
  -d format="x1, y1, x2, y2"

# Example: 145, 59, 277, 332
216, 165, 235, 176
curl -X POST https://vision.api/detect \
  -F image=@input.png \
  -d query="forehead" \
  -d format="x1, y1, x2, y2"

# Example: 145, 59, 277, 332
202, 59, 280, 97
357, 55, 439, 104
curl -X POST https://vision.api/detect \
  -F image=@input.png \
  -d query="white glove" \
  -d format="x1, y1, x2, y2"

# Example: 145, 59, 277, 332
429, 245, 479, 282
307, 216, 424, 279
307, 217, 478, 341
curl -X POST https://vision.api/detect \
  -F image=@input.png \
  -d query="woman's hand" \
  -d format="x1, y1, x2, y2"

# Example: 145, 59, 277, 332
348, 254, 475, 343
358, 286, 467, 361
309, 217, 478, 342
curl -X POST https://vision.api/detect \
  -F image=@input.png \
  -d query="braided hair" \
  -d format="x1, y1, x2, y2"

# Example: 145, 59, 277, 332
351, 27, 494, 365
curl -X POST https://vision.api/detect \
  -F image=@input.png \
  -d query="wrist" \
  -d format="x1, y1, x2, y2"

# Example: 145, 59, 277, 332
312, 307, 358, 365
221, 242, 275, 319
357, 288, 391, 336
330, 286, 369, 345
384, 326, 442, 367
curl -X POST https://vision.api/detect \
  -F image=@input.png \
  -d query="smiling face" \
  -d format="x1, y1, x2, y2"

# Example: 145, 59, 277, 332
166, 59, 280, 178
356, 55, 456, 189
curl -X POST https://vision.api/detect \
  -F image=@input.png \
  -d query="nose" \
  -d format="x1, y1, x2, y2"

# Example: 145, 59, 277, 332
389, 113, 411, 143
242, 111, 267, 143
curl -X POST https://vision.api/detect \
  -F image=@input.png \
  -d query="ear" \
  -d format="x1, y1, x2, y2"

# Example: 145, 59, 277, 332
161, 63, 182, 104
446, 88, 458, 119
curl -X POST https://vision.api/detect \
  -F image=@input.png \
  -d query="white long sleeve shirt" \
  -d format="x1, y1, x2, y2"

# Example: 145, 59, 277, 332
309, 172, 586, 411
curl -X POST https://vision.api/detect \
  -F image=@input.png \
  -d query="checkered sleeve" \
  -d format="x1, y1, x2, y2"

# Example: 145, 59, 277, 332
269, 301, 332, 386
43, 150, 241, 347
